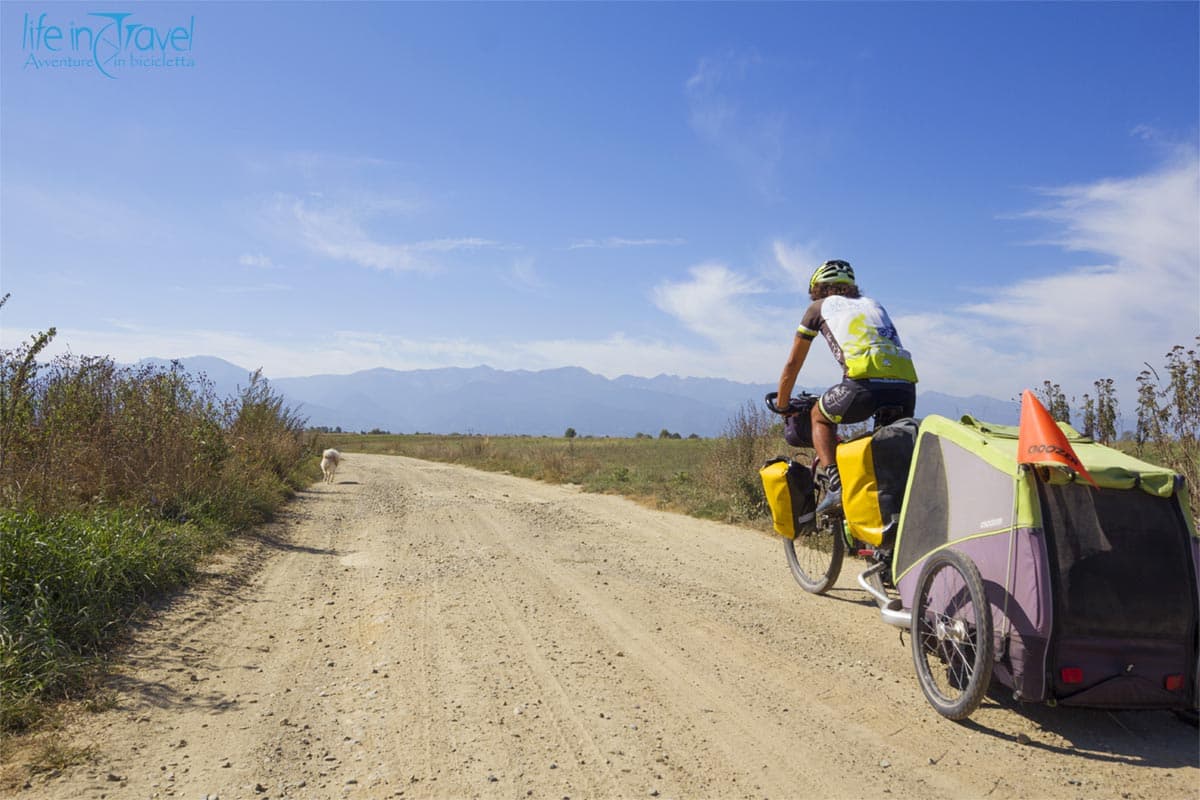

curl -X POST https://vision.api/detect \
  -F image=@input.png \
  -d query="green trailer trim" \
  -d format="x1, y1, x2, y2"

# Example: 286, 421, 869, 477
893, 525, 1021, 585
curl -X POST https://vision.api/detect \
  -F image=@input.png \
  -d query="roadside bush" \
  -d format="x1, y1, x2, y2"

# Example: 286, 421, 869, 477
0, 317, 316, 730
0, 508, 222, 730
1134, 339, 1199, 518
700, 401, 785, 523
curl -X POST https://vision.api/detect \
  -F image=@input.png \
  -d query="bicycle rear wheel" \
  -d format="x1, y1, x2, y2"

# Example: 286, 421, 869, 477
782, 478, 844, 594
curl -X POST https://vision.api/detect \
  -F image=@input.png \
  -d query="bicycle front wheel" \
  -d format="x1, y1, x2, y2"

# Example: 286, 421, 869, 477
783, 498, 844, 594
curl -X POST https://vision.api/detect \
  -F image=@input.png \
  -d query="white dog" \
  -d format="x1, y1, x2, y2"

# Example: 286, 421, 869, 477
320, 448, 342, 484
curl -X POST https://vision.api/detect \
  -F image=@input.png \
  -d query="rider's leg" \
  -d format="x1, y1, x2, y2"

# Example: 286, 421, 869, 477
811, 402, 838, 470
811, 402, 842, 512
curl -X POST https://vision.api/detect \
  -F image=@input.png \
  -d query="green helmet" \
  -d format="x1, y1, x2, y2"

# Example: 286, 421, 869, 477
809, 259, 855, 291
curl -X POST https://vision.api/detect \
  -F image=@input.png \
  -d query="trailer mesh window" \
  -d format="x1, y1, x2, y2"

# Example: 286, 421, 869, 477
894, 433, 949, 577
1038, 481, 1195, 640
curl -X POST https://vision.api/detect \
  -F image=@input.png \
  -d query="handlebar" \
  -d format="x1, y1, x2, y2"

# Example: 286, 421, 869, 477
765, 391, 815, 415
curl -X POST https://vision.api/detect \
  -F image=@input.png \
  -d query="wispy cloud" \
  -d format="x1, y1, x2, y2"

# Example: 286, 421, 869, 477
685, 51, 787, 199
652, 263, 772, 342
567, 237, 686, 250
902, 154, 1200, 403
771, 240, 825, 291
645, 156, 1200, 399
646, 261, 828, 383
244, 149, 405, 183
268, 194, 499, 273
239, 253, 275, 269
410, 237, 499, 253
41, 158, 1197, 404
6, 181, 169, 245
507, 257, 545, 291
215, 283, 293, 295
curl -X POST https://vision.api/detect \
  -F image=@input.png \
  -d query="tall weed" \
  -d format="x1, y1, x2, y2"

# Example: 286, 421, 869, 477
1133, 339, 1200, 517
0, 323, 316, 730
700, 401, 792, 522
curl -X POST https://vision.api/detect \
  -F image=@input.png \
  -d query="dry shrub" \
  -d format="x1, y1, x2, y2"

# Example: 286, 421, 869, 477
1135, 339, 1200, 520
701, 400, 790, 522
0, 347, 312, 528
0, 329, 315, 729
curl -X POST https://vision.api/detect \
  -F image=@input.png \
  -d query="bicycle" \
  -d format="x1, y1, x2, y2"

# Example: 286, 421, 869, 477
764, 391, 904, 595
761, 393, 1200, 722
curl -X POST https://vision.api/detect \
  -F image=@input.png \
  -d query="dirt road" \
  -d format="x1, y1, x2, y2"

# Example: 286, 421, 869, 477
4, 453, 1197, 800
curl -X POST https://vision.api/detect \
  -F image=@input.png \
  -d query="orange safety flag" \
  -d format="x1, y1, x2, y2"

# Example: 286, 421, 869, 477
1016, 389, 1098, 488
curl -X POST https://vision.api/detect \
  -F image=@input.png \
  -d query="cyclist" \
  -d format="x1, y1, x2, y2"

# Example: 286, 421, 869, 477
775, 259, 917, 512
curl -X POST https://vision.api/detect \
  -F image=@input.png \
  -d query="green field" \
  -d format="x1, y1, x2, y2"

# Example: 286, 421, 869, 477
321, 430, 788, 525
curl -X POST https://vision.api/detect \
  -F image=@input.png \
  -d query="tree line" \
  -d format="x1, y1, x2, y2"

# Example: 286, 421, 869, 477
1039, 337, 1198, 515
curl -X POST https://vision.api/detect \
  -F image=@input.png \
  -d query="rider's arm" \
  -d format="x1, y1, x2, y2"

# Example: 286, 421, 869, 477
776, 333, 812, 412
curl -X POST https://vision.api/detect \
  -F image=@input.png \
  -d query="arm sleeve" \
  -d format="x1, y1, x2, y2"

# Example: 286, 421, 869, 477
796, 299, 824, 340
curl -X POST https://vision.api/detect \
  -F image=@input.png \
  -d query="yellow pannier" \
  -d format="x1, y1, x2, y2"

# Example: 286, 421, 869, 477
837, 436, 886, 546
759, 457, 815, 539
836, 419, 919, 548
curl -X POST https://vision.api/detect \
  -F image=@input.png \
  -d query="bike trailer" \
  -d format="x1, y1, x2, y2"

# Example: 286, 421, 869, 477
893, 415, 1199, 711
897, 417, 1195, 710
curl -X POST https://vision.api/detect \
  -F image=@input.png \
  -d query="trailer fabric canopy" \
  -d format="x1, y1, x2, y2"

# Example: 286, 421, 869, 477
952, 416, 1179, 499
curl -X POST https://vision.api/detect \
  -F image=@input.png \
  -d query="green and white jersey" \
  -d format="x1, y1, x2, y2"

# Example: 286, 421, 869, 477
798, 295, 918, 383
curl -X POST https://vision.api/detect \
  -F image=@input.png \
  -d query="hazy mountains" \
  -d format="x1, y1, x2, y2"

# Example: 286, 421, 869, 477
140, 356, 1020, 437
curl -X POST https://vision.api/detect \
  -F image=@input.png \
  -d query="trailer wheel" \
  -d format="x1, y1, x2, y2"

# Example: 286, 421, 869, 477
912, 548, 994, 720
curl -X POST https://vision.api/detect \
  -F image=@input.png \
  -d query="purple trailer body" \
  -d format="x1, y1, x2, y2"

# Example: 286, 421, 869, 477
891, 416, 1198, 712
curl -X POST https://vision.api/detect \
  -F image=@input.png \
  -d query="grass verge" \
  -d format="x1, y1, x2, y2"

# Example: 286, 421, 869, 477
323, 402, 789, 524
0, 330, 320, 732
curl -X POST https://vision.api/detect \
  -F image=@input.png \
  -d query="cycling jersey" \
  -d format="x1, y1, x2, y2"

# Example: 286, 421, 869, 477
797, 295, 918, 383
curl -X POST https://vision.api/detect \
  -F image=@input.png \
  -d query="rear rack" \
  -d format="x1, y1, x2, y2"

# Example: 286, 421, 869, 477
858, 561, 911, 629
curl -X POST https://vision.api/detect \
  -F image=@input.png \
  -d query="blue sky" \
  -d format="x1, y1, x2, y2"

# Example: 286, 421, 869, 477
3, 1, 1197, 411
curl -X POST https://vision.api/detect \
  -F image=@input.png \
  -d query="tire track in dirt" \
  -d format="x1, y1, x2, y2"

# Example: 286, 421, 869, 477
394, 464, 622, 798
471, 484, 960, 799
470, 495, 809, 799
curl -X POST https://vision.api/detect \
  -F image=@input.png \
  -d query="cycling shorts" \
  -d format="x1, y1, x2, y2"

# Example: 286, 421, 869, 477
817, 378, 916, 425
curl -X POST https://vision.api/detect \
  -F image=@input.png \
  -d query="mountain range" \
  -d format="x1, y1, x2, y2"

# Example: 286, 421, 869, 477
139, 356, 1021, 437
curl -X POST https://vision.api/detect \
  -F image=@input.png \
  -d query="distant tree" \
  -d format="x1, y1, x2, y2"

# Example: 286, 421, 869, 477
564, 427, 577, 439
1080, 393, 1097, 439
1163, 342, 1200, 441
1134, 367, 1162, 448
687, 433, 700, 440
659, 428, 671, 439
1039, 380, 1071, 424
1093, 378, 1118, 444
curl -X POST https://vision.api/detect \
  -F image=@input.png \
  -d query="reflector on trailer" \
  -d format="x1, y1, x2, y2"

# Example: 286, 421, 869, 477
1061, 667, 1084, 684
